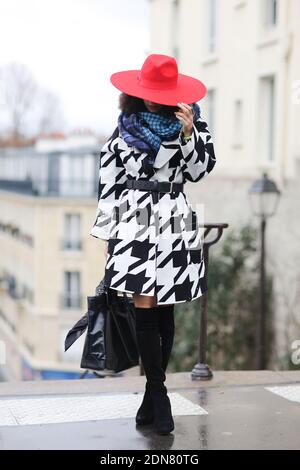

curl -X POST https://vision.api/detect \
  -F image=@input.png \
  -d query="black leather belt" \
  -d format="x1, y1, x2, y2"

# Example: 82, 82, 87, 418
126, 179, 184, 193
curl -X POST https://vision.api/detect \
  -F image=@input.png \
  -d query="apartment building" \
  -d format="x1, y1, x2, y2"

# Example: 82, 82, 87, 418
148, 0, 300, 362
0, 135, 105, 380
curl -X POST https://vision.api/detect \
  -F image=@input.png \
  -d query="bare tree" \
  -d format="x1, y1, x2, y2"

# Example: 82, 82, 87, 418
36, 90, 65, 136
0, 62, 38, 139
0, 62, 66, 141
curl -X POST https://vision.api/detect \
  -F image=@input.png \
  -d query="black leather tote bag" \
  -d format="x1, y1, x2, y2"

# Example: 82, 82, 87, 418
64, 277, 139, 373
105, 286, 139, 373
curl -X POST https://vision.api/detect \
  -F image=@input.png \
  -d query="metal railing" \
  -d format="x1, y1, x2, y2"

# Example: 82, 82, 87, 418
191, 222, 229, 380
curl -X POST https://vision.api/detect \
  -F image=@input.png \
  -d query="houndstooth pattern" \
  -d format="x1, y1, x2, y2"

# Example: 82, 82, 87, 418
90, 116, 216, 305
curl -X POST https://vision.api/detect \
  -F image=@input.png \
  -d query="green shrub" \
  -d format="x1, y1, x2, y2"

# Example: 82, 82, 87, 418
171, 224, 274, 372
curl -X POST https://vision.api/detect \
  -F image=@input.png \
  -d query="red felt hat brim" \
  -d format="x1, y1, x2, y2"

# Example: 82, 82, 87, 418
110, 70, 207, 106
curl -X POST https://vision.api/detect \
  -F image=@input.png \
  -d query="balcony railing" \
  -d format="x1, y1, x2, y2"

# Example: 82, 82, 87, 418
0, 178, 98, 198
60, 239, 82, 251
60, 293, 82, 310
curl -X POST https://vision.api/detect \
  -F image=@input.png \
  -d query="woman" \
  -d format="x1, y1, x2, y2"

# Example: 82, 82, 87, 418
90, 54, 216, 435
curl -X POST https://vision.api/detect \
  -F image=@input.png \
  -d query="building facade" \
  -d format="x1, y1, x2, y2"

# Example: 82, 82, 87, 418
0, 136, 105, 380
148, 0, 300, 364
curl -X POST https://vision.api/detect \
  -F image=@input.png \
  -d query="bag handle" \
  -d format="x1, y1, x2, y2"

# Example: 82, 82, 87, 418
106, 290, 137, 363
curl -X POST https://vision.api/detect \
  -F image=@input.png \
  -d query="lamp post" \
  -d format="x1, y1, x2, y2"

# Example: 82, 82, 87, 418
248, 172, 281, 370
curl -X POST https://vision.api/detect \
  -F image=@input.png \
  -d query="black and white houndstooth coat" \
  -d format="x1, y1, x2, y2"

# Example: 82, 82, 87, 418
90, 115, 216, 305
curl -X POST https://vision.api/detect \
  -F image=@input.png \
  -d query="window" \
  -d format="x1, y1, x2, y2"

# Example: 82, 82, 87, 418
207, 0, 218, 54
63, 213, 81, 250
264, 0, 278, 27
259, 76, 275, 162
63, 271, 81, 309
62, 155, 85, 196
171, 0, 180, 60
233, 99, 243, 147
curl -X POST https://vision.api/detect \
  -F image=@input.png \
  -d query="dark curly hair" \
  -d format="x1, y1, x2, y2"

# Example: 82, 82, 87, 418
118, 92, 180, 118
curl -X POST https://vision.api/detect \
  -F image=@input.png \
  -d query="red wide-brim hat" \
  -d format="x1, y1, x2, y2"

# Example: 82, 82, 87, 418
110, 53, 207, 106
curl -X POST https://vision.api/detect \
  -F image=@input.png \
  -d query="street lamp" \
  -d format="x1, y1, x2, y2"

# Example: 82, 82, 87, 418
248, 172, 281, 369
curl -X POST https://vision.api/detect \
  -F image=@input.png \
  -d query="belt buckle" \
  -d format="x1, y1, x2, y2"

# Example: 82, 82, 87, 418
170, 182, 174, 193
153, 180, 159, 192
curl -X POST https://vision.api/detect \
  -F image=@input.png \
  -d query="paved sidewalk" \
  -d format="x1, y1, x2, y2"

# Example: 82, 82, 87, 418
0, 371, 300, 450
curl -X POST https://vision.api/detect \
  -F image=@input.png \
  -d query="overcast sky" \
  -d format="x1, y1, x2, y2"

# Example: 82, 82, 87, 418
0, 0, 150, 135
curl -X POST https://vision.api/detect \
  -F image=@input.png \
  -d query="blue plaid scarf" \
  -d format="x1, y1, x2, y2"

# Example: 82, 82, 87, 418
117, 102, 201, 168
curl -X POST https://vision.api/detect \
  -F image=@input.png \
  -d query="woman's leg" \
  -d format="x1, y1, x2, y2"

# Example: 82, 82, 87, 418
132, 294, 174, 434
158, 304, 175, 373
132, 294, 175, 372
132, 294, 159, 425
132, 293, 157, 308
133, 294, 161, 392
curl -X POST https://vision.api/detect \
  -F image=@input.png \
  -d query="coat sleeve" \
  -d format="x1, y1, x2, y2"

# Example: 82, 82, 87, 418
90, 127, 126, 241
179, 116, 216, 182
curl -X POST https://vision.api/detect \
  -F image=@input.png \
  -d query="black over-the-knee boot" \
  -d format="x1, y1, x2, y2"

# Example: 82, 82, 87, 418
135, 306, 174, 435
135, 305, 175, 426
158, 304, 175, 372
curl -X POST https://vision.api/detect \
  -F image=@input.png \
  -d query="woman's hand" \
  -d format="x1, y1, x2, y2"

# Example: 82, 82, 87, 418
174, 102, 194, 137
